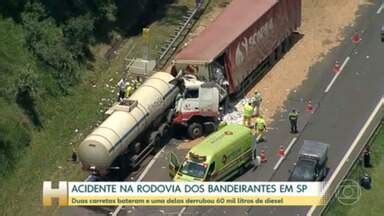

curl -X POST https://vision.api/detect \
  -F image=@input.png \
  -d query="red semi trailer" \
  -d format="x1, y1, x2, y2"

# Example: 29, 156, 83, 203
172, 0, 301, 96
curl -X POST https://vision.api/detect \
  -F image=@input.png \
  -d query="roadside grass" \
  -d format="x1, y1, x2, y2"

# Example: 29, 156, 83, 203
325, 124, 384, 216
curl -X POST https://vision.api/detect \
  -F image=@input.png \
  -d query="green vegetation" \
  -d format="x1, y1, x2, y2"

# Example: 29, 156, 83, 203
325, 124, 384, 216
0, 0, 175, 176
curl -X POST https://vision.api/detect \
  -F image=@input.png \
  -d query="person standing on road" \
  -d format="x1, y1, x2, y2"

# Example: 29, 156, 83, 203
288, 109, 299, 133
254, 116, 266, 142
243, 102, 253, 127
252, 90, 262, 116
117, 78, 127, 102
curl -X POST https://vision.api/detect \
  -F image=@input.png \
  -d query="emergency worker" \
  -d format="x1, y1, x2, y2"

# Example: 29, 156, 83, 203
243, 102, 253, 127
254, 116, 266, 142
288, 109, 299, 133
252, 91, 262, 116
126, 82, 135, 97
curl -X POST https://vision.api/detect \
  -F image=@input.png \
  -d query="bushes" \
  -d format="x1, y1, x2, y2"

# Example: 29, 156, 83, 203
21, 2, 80, 90
0, 17, 39, 99
0, 99, 31, 177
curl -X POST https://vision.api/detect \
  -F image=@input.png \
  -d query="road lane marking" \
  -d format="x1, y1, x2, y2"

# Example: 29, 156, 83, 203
324, 56, 350, 93
177, 207, 187, 216
307, 97, 384, 216
112, 148, 165, 216
273, 137, 297, 170
376, 2, 384, 14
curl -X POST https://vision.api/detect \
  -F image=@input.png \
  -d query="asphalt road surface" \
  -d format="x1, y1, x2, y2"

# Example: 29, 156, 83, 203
109, 1, 384, 216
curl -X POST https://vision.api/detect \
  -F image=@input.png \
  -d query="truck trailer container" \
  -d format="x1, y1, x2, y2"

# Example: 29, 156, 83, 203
172, 0, 301, 95
78, 72, 180, 178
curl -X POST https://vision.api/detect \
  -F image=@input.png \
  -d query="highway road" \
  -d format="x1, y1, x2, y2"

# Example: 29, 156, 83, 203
108, 1, 384, 216
62, 1, 383, 216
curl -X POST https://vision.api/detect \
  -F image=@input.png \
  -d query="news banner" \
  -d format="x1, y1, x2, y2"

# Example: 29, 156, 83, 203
43, 182, 327, 206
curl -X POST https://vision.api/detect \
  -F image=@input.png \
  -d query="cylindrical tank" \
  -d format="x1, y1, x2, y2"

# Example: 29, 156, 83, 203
78, 72, 179, 171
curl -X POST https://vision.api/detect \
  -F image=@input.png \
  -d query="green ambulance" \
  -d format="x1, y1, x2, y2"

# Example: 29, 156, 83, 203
168, 124, 256, 182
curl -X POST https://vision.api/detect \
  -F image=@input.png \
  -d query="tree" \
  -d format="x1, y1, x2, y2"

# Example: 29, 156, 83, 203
21, 2, 79, 89
64, 14, 95, 61
0, 17, 39, 100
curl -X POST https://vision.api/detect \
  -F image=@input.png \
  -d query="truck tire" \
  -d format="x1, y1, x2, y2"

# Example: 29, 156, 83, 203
238, 165, 247, 176
133, 142, 141, 155
188, 122, 203, 139
203, 121, 218, 134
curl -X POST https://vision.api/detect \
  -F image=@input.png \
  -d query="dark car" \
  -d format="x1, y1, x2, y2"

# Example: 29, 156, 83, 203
288, 140, 329, 181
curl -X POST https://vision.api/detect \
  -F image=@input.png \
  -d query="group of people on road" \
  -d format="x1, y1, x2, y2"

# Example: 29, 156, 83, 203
243, 90, 300, 143
242, 91, 266, 142
117, 76, 143, 102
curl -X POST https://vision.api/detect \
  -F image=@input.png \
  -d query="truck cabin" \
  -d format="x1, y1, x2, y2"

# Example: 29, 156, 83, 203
175, 152, 213, 181
179, 74, 226, 104
181, 76, 204, 99
172, 55, 227, 87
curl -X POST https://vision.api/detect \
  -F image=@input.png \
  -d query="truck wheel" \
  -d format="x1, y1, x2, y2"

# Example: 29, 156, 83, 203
238, 165, 247, 176
188, 122, 203, 139
204, 121, 217, 134
133, 142, 141, 155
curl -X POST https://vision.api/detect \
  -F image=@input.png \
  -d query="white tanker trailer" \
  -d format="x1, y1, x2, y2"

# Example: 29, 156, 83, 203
78, 72, 180, 177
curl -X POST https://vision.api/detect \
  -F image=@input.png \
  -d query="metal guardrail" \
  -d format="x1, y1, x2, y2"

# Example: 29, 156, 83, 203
155, 1, 210, 70
321, 120, 383, 215
310, 98, 384, 216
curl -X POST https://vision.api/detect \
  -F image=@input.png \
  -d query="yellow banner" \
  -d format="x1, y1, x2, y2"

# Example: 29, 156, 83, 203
68, 196, 326, 206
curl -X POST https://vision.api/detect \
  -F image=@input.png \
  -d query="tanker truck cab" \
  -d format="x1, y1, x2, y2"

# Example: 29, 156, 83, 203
168, 124, 255, 181
172, 75, 227, 138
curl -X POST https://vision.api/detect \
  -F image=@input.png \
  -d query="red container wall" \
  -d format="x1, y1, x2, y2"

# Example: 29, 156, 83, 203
224, 0, 301, 93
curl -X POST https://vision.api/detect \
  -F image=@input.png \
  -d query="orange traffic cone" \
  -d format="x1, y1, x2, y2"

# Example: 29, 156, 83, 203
278, 145, 285, 157
260, 149, 267, 163
351, 32, 361, 44
333, 61, 341, 74
306, 100, 314, 113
